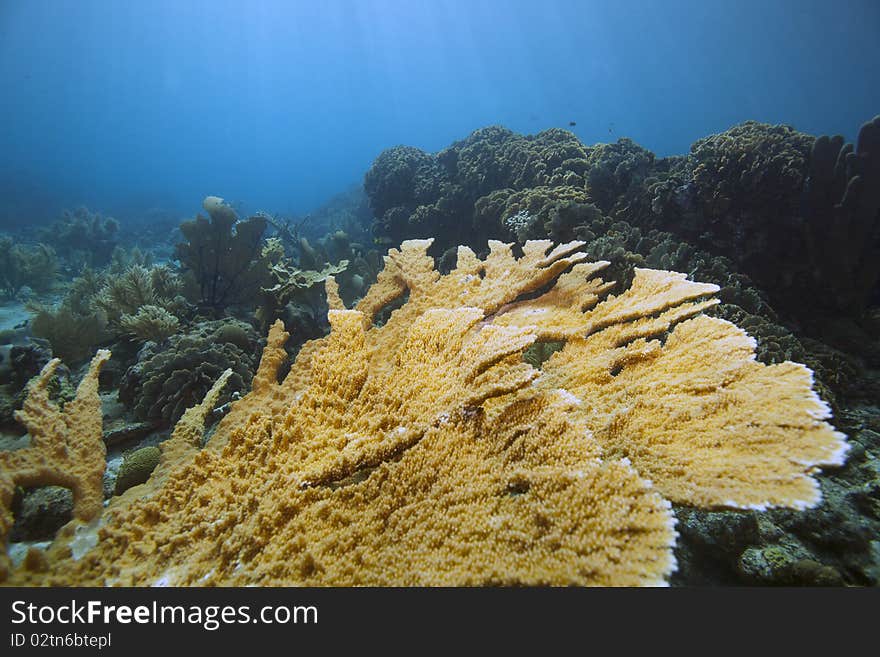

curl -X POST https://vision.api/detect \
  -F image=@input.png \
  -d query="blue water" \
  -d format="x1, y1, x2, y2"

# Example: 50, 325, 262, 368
1, 0, 878, 228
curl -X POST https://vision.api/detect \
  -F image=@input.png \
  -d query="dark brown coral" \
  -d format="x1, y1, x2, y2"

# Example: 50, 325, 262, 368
802, 115, 880, 314
175, 196, 269, 315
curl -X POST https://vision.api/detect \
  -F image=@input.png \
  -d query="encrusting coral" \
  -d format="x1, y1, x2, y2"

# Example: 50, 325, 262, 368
0, 240, 847, 586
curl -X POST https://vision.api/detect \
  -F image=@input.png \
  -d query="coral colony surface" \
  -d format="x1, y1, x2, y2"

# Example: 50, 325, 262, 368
1, 117, 879, 586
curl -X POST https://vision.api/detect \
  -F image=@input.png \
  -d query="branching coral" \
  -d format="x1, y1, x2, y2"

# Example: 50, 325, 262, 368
0, 237, 58, 298
0, 240, 847, 587
90, 265, 185, 344
0, 350, 109, 578
29, 303, 108, 365
118, 305, 180, 343
38, 207, 119, 268
175, 196, 269, 314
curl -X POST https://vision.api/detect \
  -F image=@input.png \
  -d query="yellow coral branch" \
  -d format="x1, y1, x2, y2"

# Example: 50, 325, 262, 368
1, 239, 848, 586
0, 350, 109, 579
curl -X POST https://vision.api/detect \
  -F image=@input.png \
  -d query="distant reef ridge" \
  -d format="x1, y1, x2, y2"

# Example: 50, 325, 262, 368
364, 117, 880, 323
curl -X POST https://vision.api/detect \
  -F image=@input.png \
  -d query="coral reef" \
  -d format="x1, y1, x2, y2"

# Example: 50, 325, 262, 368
681, 121, 814, 235
364, 121, 880, 388
113, 446, 161, 495
801, 115, 880, 314
359, 121, 880, 585
0, 240, 846, 586
117, 320, 260, 427
364, 126, 594, 251
93, 264, 187, 334
0, 237, 58, 299
175, 196, 270, 315
38, 207, 120, 269
2, 114, 876, 587
28, 303, 108, 365
363, 145, 450, 244
647, 118, 880, 319
582, 138, 655, 214
0, 350, 109, 579
475, 186, 598, 242
365, 118, 880, 325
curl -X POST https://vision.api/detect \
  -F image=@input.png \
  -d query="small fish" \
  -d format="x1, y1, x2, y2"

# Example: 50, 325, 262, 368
569, 121, 577, 127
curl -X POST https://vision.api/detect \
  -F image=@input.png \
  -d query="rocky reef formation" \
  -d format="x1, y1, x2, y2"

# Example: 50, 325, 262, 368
365, 117, 880, 327
364, 127, 596, 252
361, 119, 880, 586
0, 240, 847, 585
647, 117, 880, 319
